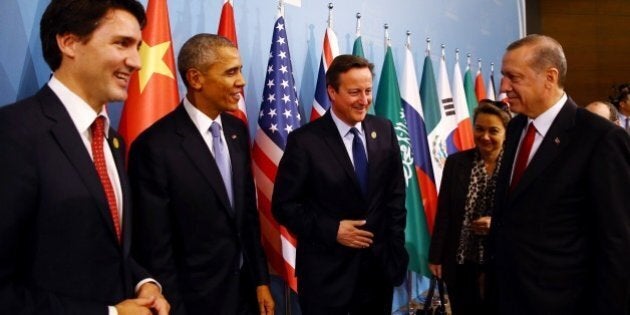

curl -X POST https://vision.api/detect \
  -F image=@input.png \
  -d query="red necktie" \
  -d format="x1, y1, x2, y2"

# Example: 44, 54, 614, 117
91, 116, 121, 243
511, 123, 536, 190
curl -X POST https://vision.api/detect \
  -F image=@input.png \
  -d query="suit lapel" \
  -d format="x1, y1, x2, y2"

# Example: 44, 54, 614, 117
38, 86, 120, 243
175, 106, 234, 217
221, 113, 244, 220
320, 112, 365, 198
495, 114, 526, 213
509, 100, 577, 200
107, 131, 132, 251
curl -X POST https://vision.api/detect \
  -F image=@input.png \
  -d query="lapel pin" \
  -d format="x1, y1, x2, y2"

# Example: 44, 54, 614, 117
231, 134, 237, 140
371, 131, 377, 139
112, 137, 120, 149
554, 137, 560, 145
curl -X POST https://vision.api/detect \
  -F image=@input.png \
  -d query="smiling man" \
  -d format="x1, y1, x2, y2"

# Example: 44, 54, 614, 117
488, 34, 630, 315
128, 34, 274, 315
0, 1, 169, 314
272, 54, 408, 315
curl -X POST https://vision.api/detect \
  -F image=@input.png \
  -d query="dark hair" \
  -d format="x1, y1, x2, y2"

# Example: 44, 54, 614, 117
474, 99, 512, 127
177, 34, 236, 88
40, 0, 146, 71
506, 34, 567, 88
609, 83, 630, 110
326, 54, 374, 91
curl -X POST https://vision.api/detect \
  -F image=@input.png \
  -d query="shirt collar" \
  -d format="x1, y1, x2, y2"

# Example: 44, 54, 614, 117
48, 76, 111, 138
330, 109, 363, 137
183, 96, 223, 134
528, 93, 567, 138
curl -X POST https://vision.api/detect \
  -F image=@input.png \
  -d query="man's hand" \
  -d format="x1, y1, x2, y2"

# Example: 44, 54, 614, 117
115, 297, 155, 315
428, 263, 442, 279
471, 216, 492, 235
256, 285, 275, 315
137, 282, 170, 315
336, 220, 374, 249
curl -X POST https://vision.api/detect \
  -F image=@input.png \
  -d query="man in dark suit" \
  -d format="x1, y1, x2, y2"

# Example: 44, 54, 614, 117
0, 1, 169, 314
129, 34, 274, 315
489, 34, 630, 314
272, 54, 408, 315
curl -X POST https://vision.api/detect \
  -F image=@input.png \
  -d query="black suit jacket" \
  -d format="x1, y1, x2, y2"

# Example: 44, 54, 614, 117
489, 98, 630, 314
129, 105, 269, 315
272, 112, 408, 307
429, 148, 476, 286
0, 86, 148, 314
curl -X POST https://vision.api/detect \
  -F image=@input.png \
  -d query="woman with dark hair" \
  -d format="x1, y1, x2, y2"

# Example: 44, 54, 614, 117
609, 83, 630, 133
428, 100, 511, 315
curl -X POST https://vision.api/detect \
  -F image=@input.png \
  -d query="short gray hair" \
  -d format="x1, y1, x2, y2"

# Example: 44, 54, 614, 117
507, 34, 567, 88
177, 33, 236, 87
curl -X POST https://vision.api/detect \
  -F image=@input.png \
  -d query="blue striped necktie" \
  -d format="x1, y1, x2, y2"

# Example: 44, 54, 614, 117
350, 127, 368, 196
210, 122, 233, 207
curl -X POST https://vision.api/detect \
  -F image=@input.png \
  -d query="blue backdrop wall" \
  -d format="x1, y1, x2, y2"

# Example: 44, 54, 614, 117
1, 0, 523, 134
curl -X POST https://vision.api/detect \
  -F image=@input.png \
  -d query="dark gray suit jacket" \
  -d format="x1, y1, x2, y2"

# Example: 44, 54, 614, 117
0, 86, 147, 314
272, 111, 408, 307
129, 105, 269, 315
489, 98, 630, 314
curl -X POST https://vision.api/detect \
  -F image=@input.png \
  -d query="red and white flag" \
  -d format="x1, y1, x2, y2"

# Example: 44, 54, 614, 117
217, 0, 248, 124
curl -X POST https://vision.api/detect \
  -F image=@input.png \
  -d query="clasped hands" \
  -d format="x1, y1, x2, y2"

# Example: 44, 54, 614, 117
337, 220, 374, 249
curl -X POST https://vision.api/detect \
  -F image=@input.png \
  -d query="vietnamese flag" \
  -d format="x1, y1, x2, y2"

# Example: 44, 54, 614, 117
119, 0, 179, 147
218, 0, 248, 125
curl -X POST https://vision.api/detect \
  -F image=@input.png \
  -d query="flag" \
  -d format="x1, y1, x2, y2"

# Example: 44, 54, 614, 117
375, 45, 430, 277
217, 0, 248, 124
475, 62, 487, 101
119, 0, 179, 147
251, 13, 301, 292
452, 56, 475, 151
400, 40, 438, 235
352, 34, 365, 57
486, 65, 496, 101
463, 62, 478, 117
437, 50, 460, 156
352, 14, 374, 115
310, 26, 339, 121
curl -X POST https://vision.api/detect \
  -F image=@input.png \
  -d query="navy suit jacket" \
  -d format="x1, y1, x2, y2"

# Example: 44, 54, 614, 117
0, 86, 148, 314
272, 112, 408, 307
489, 98, 630, 314
129, 105, 269, 315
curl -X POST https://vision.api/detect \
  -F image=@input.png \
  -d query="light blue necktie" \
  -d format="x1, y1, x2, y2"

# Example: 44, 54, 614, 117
210, 122, 233, 207
350, 127, 368, 196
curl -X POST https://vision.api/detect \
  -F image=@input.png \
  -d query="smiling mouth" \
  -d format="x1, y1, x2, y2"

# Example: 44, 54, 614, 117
114, 72, 130, 85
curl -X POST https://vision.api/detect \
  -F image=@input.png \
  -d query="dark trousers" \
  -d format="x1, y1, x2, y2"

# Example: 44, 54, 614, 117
448, 263, 488, 315
299, 254, 393, 315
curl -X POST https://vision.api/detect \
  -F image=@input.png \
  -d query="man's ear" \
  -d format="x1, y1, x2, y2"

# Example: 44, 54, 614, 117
56, 33, 81, 59
545, 67, 559, 88
187, 68, 203, 90
327, 84, 336, 103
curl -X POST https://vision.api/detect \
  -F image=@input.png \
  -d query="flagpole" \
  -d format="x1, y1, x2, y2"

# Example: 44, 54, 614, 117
384, 23, 390, 53
327, 3, 334, 29
467, 53, 472, 70
425, 36, 431, 57
477, 58, 483, 74
355, 12, 361, 37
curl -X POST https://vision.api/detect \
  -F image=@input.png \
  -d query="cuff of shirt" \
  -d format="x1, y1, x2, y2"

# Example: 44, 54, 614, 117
108, 306, 118, 315
135, 278, 162, 294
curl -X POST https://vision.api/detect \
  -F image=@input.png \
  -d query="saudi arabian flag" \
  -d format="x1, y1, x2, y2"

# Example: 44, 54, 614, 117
375, 46, 430, 276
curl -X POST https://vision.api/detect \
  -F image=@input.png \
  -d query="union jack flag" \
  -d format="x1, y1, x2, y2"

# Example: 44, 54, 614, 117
251, 14, 301, 292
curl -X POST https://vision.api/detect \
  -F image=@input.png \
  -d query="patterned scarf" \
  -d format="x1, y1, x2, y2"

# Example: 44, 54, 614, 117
456, 150, 503, 265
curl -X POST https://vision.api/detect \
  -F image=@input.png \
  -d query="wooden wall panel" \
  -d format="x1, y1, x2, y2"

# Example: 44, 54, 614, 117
528, 0, 629, 106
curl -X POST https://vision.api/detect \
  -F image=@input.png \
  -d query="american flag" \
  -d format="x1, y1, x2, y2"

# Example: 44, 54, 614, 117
251, 14, 301, 292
